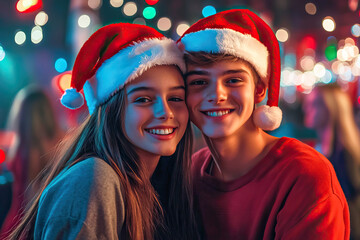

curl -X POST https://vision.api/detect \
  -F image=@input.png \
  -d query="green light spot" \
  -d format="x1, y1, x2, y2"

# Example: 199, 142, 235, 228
143, 7, 156, 20
325, 45, 337, 61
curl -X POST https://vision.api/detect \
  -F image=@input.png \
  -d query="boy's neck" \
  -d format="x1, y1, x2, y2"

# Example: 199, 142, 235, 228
208, 125, 278, 182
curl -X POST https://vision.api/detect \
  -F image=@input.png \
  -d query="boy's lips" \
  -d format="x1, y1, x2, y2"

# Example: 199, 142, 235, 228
200, 109, 235, 117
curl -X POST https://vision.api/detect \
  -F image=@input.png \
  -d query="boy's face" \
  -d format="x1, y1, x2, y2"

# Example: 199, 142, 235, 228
185, 59, 265, 139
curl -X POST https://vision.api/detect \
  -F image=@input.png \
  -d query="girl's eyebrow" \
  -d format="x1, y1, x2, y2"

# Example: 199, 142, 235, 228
127, 86, 185, 95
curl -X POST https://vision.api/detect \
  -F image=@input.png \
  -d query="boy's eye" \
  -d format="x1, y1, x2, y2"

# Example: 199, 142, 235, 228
227, 78, 243, 84
188, 79, 207, 86
134, 97, 151, 103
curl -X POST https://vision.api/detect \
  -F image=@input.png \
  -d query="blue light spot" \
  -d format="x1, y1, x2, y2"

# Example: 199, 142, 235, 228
55, 58, 67, 73
202, 5, 216, 18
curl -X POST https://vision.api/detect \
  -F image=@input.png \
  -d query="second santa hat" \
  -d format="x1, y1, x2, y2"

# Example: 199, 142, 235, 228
178, 9, 282, 131
61, 23, 185, 114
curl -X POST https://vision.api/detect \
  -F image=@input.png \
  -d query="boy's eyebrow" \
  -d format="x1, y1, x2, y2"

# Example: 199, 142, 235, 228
184, 70, 210, 78
185, 69, 250, 78
127, 86, 185, 95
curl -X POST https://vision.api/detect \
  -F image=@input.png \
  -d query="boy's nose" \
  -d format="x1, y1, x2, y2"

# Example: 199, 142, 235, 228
207, 83, 227, 103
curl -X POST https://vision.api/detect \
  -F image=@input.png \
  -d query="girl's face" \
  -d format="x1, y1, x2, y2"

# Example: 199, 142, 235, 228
124, 65, 189, 158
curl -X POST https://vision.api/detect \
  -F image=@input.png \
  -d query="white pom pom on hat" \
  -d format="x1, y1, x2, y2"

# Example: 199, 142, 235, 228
60, 88, 84, 109
177, 9, 283, 130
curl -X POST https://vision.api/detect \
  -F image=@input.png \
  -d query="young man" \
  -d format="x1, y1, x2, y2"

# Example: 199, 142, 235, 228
178, 9, 350, 239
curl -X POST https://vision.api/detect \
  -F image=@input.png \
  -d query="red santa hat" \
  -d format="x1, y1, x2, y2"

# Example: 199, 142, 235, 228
61, 23, 185, 114
177, 9, 282, 131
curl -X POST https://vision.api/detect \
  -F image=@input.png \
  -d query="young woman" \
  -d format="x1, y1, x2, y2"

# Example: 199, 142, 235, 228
303, 83, 360, 240
0, 85, 64, 238
8, 23, 199, 240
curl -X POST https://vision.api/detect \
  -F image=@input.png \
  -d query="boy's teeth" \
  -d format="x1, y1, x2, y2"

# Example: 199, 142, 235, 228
147, 128, 174, 135
206, 110, 230, 117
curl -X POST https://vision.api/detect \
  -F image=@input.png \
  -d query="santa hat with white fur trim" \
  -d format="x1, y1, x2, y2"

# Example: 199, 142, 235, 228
61, 23, 185, 114
177, 9, 282, 131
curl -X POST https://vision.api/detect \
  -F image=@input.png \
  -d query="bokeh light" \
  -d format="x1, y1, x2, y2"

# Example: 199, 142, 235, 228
157, 17, 171, 31
34, 11, 48, 26
55, 58, 67, 73
0, 46, 5, 61
145, 0, 159, 5
15, 31, 26, 45
313, 63, 326, 78
123, 2, 137, 16
143, 6, 156, 19
300, 55, 315, 71
88, 0, 102, 9
322, 17, 336, 32
57, 72, 72, 92
325, 44, 337, 61
78, 15, 91, 28
202, 5, 216, 17
0, 148, 5, 164
276, 28, 289, 42
133, 18, 146, 25
110, 0, 123, 8
176, 23, 190, 36
31, 26, 43, 44
351, 24, 360, 37
305, 2, 317, 15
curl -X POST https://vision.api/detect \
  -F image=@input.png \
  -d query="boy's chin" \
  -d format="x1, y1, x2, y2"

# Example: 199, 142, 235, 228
201, 127, 233, 139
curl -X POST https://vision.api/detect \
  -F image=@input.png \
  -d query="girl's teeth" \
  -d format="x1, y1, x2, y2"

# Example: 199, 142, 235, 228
206, 110, 230, 117
147, 128, 174, 135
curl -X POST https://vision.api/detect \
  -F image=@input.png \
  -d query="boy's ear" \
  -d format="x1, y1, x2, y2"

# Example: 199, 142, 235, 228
254, 81, 267, 104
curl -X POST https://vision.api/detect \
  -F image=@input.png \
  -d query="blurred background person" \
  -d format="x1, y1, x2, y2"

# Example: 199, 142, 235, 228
0, 85, 64, 237
303, 83, 360, 239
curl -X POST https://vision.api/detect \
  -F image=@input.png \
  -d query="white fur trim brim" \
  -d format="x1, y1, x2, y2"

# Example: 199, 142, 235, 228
83, 37, 185, 114
253, 105, 282, 131
181, 28, 269, 80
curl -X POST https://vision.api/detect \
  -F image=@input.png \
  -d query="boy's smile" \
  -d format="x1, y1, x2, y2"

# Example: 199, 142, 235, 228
185, 59, 260, 139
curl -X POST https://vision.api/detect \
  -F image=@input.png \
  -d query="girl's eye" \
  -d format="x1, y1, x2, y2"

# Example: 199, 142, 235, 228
169, 97, 184, 102
134, 97, 151, 103
188, 80, 207, 86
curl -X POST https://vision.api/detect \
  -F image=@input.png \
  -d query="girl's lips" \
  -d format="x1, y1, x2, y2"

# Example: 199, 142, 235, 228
145, 127, 177, 140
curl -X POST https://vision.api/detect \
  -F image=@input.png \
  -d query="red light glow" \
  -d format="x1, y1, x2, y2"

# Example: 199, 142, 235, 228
145, 0, 159, 5
0, 149, 5, 164
16, 0, 42, 13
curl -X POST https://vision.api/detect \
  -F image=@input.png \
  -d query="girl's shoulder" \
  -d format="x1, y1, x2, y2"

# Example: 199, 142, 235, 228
35, 158, 125, 238
38, 157, 124, 222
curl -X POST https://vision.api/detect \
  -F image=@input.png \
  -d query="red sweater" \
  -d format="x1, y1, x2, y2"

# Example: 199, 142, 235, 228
192, 137, 350, 240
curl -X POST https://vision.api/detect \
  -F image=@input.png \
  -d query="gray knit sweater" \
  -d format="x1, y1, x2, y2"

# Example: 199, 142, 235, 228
34, 158, 125, 240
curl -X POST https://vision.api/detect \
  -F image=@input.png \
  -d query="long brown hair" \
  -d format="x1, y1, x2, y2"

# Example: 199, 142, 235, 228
8, 87, 199, 240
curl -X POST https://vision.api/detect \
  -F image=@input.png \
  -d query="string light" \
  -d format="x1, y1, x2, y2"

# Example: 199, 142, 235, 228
157, 17, 171, 31
31, 26, 43, 44
34, 11, 48, 26
322, 17, 336, 32
123, 2, 137, 16
305, 3, 316, 15
78, 15, 91, 28
110, 0, 123, 8
276, 28, 289, 42
176, 22, 189, 36
88, 0, 102, 10
143, 6, 156, 19
15, 31, 26, 45
55, 58, 67, 73
0, 45, 5, 61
